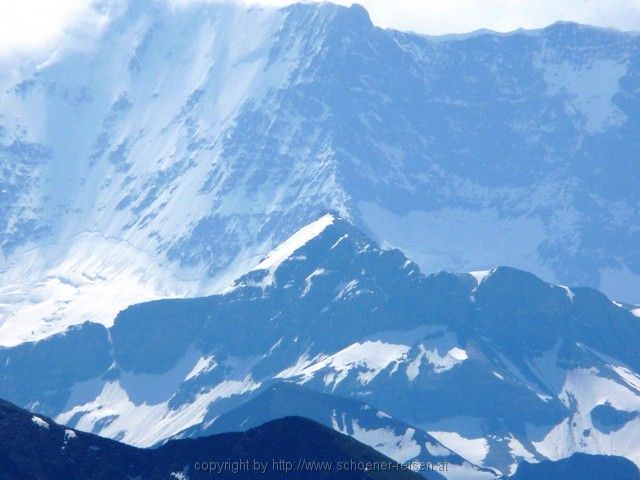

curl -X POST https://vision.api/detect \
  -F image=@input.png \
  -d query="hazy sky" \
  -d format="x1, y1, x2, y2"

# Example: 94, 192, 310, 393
1, 0, 639, 57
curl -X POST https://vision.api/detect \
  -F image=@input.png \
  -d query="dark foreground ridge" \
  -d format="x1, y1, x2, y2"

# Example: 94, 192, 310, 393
2, 397, 637, 480
0, 398, 423, 480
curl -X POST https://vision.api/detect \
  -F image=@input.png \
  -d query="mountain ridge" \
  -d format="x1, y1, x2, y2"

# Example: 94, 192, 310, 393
1, 214, 639, 475
1, 0, 639, 346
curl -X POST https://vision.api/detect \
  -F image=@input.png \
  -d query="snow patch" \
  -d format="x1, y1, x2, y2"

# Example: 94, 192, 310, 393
56, 376, 260, 447
302, 268, 326, 296
469, 270, 493, 286
507, 436, 536, 474
334, 279, 360, 301
428, 431, 489, 466
278, 341, 410, 389
252, 214, 334, 285
185, 355, 218, 381
559, 285, 575, 302
425, 441, 452, 457
332, 415, 421, 464
407, 345, 468, 380
531, 367, 640, 468
330, 234, 348, 250
31, 416, 49, 429
537, 57, 628, 133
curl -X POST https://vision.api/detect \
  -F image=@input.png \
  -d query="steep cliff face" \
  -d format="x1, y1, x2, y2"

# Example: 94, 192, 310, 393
1, 2, 638, 345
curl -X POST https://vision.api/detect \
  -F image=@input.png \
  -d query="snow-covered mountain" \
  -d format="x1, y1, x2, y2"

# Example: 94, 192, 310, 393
1, 214, 639, 476
1, 1, 639, 346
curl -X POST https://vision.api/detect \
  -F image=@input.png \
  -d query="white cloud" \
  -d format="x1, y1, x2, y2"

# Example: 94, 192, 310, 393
0, 0, 639, 59
0, 0, 118, 61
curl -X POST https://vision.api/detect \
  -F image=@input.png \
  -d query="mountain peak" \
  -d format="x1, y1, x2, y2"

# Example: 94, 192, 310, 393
283, 2, 373, 28
226, 212, 408, 293
252, 213, 336, 274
